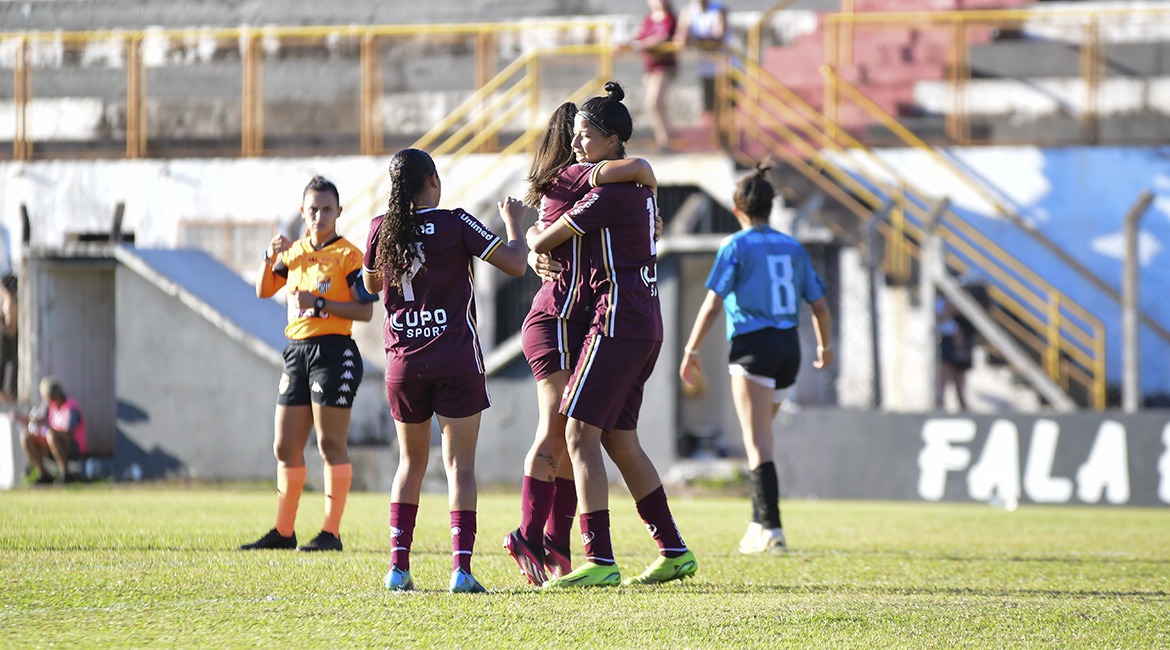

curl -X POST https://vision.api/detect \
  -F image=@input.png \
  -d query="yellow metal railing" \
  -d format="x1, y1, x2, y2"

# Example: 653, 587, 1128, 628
2, 20, 614, 161
337, 43, 612, 237
726, 54, 1107, 409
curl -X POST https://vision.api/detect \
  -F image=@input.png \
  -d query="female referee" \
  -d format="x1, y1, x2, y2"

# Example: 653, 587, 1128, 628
364, 147, 527, 594
679, 163, 833, 555
240, 175, 377, 553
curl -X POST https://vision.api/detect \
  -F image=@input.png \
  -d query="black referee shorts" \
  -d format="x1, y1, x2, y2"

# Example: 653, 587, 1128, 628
277, 334, 361, 409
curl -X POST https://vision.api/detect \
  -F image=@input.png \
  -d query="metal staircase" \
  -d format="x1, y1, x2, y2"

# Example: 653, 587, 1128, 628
721, 53, 1109, 409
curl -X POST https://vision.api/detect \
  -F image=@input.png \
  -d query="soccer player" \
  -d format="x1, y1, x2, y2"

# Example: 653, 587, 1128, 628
678, 163, 833, 554
363, 148, 527, 594
504, 102, 659, 586
527, 82, 698, 588
241, 176, 377, 552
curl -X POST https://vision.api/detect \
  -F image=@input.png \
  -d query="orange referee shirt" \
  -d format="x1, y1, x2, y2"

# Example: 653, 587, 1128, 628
273, 236, 366, 340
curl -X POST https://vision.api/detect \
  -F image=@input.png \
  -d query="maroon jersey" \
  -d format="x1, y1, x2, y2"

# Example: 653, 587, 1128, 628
561, 182, 663, 341
529, 162, 597, 322
364, 208, 503, 381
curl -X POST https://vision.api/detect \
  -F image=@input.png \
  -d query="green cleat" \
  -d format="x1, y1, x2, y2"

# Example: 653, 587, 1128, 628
542, 561, 621, 588
623, 550, 698, 585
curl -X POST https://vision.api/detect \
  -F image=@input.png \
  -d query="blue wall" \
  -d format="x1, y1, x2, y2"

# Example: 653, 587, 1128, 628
869, 146, 1170, 398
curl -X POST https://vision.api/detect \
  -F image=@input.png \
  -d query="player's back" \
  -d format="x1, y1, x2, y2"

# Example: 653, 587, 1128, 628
368, 207, 501, 381
714, 226, 823, 331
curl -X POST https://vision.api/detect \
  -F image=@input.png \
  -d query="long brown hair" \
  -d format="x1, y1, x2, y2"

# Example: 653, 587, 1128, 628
525, 102, 579, 207
372, 148, 436, 286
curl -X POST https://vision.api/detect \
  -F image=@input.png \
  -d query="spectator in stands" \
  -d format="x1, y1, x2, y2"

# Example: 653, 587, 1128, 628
936, 294, 972, 411
674, 0, 734, 143
363, 147, 528, 593
503, 102, 659, 587
0, 275, 17, 404
240, 176, 377, 553
622, 0, 678, 152
679, 163, 833, 555
11, 377, 88, 484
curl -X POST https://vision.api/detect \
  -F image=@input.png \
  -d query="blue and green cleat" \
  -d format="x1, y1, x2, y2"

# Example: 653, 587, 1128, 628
384, 566, 415, 592
449, 568, 487, 594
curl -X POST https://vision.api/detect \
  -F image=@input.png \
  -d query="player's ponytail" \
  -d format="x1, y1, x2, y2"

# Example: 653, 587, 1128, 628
374, 148, 435, 286
733, 161, 776, 223
578, 80, 633, 159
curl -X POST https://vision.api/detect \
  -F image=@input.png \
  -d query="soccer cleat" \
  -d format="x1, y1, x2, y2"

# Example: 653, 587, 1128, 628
448, 568, 487, 594
504, 528, 548, 586
238, 528, 297, 551
542, 535, 572, 579
298, 530, 343, 552
384, 566, 415, 592
738, 522, 787, 555
542, 561, 621, 589
623, 550, 698, 585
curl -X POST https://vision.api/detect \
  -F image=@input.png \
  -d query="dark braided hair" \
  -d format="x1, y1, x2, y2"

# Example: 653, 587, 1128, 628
578, 81, 633, 159
373, 148, 436, 286
734, 161, 775, 223
526, 102, 579, 207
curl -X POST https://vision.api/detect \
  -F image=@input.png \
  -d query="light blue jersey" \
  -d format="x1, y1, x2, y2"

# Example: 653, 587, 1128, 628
705, 225, 826, 340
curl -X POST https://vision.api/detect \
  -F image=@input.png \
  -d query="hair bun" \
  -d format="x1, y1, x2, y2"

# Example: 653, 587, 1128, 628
603, 81, 625, 103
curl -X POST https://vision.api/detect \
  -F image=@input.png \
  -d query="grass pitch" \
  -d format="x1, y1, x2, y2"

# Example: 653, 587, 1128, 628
1, 485, 1167, 648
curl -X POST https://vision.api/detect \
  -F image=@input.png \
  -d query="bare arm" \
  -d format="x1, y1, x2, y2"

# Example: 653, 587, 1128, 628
526, 218, 574, 255
0, 289, 16, 337
673, 8, 692, 46
485, 197, 530, 277
810, 296, 834, 368
362, 268, 383, 295
287, 288, 374, 323
593, 158, 657, 189
679, 290, 723, 385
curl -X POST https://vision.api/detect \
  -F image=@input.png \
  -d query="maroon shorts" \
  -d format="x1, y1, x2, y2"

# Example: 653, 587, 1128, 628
561, 334, 661, 432
385, 373, 491, 423
521, 310, 590, 381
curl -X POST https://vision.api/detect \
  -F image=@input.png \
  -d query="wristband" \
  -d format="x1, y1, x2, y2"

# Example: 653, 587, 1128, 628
818, 345, 832, 352
314, 296, 326, 316
684, 348, 698, 356
262, 250, 273, 263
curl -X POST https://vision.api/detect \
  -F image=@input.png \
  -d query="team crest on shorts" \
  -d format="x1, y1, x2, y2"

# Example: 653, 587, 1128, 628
278, 373, 291, 395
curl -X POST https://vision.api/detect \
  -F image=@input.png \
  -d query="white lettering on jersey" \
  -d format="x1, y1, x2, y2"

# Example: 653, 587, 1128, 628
389, 308, 450, 339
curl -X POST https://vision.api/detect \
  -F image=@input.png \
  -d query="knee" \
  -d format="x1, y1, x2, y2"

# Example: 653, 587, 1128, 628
444, 453, 475, 479
395, 453, 428, 481
272, 439, 299, 464
316, 437, 347, 464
